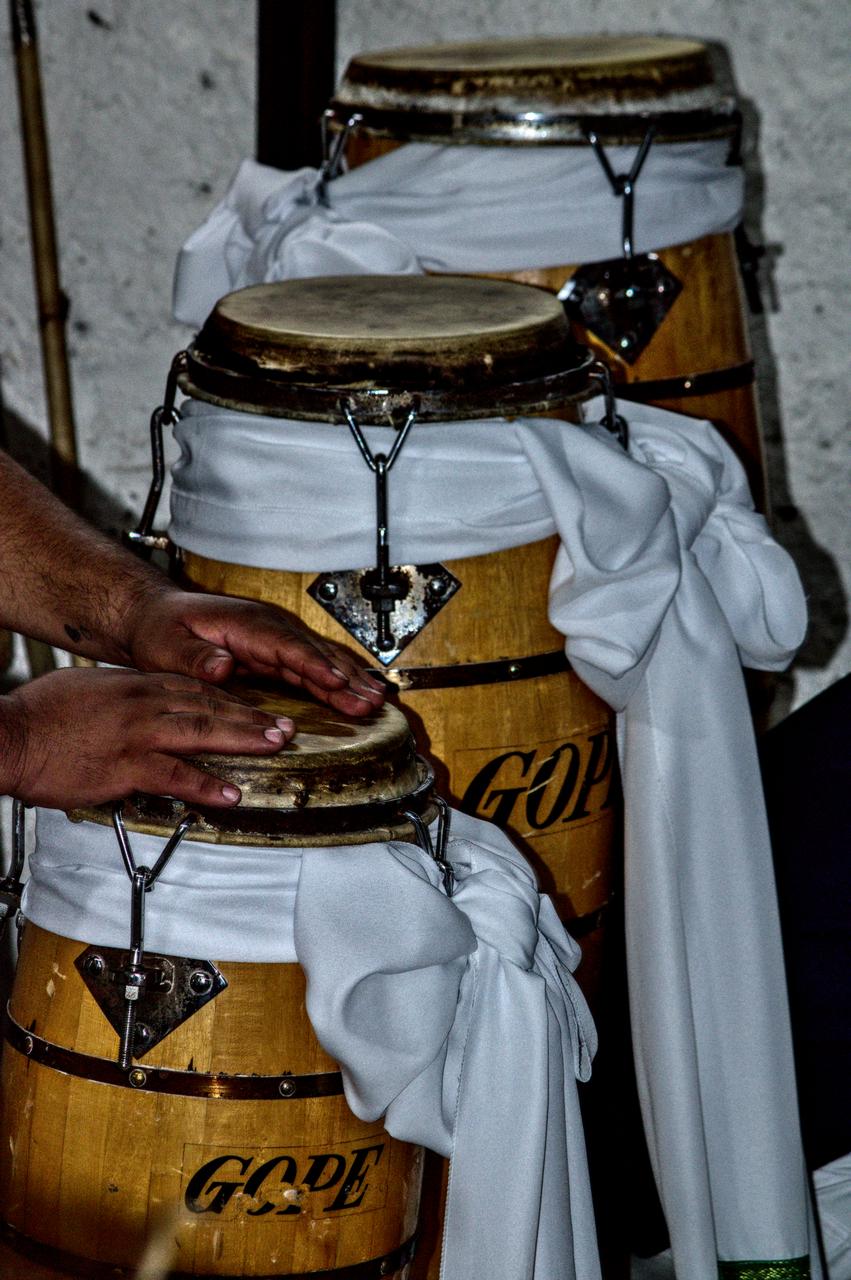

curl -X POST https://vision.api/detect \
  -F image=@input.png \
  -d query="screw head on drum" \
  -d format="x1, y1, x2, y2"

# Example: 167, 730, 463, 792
188, 969, 214, 995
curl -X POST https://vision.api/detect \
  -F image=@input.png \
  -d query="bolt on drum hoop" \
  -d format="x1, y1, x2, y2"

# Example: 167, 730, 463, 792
0, 685, 434, 1278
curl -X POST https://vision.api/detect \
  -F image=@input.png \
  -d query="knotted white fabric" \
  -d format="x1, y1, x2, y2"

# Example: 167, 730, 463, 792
22, 807, 601, 1280
294, 808, 600, 1280
172, 142, 744, 327
166, 395, 817, 1276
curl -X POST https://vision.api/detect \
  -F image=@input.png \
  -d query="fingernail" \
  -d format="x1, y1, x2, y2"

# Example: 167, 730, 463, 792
330, 666, 348, 680
354, 678, 382, 695
203, 651, 230, 675
264, 727, 284, 743
276, 717, 295, 732
221, 785, 240, 803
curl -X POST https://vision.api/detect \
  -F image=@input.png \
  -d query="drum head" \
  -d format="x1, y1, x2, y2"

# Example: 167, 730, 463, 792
179, 275, 595, 422
331, 34, 738, 144
70, 682, 434, 845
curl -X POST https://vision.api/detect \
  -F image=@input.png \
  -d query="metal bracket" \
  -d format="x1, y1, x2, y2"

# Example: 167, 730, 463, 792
582, 123, 656, 260
75, 947, 226, 1059
0, 801, 27, 936
560, 253, 682, 364
308, 562, 461, 665
315, 109, 363, 205
402, 796, 454, 897
124, 351, 186, 560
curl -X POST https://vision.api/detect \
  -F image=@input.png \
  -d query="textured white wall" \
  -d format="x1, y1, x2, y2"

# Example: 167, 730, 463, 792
0, 0, 847, 712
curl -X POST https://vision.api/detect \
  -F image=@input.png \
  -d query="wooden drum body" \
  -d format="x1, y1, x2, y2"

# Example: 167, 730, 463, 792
330, 36, 767, 506
0, 688, 429, 1277
160, 276, 616, 1003
183, 538, 616, 997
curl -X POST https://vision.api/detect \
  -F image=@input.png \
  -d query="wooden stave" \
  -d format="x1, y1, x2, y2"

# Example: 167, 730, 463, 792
0, 923, 421, 1277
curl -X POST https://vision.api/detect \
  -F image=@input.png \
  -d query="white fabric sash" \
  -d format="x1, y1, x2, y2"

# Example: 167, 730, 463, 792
22, 807, 600, 1280
172, 143, 744, 327
167, 394, 817, 1275
814, 1153, 851, 1280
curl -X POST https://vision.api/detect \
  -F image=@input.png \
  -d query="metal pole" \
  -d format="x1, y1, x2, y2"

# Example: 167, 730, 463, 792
256, 0, 337, 171
10, 0, 80, 510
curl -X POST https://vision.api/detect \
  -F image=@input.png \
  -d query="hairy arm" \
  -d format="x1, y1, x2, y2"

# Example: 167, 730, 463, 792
0, 451, 384, 715
0, 450, 160, 662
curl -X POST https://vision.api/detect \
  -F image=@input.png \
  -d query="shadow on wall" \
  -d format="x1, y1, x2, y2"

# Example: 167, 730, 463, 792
0, 381, 132, 540
702, 43, 848, 682
731, 82, 848, 678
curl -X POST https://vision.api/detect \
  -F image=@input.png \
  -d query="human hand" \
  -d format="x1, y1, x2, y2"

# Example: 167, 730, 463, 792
0, 667, 296, 810
122, 587, 385, 716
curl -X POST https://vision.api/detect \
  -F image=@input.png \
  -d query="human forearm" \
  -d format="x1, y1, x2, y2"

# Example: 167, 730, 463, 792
0, 450, 385, 715
0, 450, 167, 662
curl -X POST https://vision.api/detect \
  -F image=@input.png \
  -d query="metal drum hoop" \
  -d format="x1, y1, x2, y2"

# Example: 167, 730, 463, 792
324, 99, 741, 148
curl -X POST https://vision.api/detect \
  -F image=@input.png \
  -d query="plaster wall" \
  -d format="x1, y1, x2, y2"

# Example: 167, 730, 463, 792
0, 0, 847, 713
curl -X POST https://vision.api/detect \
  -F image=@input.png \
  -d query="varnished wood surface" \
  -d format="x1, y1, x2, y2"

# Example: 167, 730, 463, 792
182, 540, 616, 923
1, 926, 421, 1276
184, 539, 565, 668
344, 130, 767, 508
479, 234, 766, 506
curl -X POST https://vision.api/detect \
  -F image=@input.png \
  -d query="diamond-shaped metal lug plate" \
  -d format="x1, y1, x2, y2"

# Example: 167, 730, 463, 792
75, 947, 227, 1060
307, 563, 461, 666
561, 253, 682, 364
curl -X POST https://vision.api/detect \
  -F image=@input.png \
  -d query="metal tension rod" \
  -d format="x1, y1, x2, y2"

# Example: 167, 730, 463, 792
256, 0, 337, 171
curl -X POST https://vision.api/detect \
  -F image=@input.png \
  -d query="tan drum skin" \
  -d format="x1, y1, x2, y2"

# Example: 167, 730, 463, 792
336, 36, 767, 510
0, 688, 426, 1278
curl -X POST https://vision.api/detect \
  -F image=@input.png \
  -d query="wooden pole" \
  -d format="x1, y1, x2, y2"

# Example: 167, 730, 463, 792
10, 0, 80, 510
256, 0, 337, 171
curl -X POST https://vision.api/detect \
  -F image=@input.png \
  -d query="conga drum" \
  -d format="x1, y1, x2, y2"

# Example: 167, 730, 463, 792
140, 275, 620, 1010
326, 35, 767, 508
0, 685, 428, 1277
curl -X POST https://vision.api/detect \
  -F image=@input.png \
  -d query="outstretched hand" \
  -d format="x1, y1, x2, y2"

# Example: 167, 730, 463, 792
123, 588, 385, 716
0, 667, 297, 810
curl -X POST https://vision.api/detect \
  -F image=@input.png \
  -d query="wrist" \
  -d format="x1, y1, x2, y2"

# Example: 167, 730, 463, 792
105, 567, 181, 666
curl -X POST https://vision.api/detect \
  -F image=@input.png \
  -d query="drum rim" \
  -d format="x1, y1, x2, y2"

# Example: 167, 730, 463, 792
326, 99, 741, 146
178, 350, 597, 423
69, 758, 437, 846
330, 32, 739, 145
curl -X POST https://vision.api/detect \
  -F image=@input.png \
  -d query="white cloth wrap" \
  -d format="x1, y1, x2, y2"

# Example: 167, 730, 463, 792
167, 394, 817, 1275
814, 1154, 851, 1280
22, 807, 600, 1280
172, 143, 744, 326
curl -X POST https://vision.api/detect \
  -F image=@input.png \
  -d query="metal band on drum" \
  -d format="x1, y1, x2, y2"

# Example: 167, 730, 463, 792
383, 648, 571, 691
327, 35, 742, 148
324, 100, 741, 148
177, 348, 597, 424
118, 760, 436, 842
3, 1009, 344, 1100
0, 1221, 417, 1280
613, 359, 756, 403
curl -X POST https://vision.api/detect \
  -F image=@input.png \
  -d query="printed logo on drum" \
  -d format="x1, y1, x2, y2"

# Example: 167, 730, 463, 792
457, 725, 616, 835
182, 1138, 387, 1219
